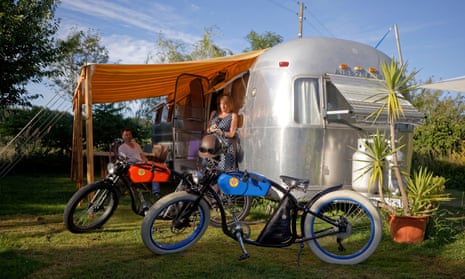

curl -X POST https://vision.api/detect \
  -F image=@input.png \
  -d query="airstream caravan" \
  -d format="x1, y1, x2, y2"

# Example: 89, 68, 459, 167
153, 37, 423, 201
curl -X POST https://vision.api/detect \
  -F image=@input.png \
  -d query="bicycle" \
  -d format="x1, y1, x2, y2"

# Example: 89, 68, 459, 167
63, 152, 177, 233
140, 141, 382, 265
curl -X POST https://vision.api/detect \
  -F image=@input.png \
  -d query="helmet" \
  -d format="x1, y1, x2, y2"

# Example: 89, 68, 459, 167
198, 134, 226, 158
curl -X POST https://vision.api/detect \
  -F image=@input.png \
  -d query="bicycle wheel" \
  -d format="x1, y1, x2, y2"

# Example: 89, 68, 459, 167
63, 181, 118, 233
141, 191, 210, 255
303, 190, 382, 265
208, 193, 252, 228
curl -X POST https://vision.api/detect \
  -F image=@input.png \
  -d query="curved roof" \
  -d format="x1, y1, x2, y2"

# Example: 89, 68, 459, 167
252, 37, 390, 75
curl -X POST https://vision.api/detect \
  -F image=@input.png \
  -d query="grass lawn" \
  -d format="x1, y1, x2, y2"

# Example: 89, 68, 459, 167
1, 174, 465, 278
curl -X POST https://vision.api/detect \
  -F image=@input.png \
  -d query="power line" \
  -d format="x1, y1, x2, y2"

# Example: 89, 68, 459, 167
267, 0, 295, 14
266, 0, 335, 38
305, 7, 335, 37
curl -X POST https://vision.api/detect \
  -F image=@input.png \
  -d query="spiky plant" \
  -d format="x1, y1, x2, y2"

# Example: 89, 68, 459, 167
407, 166, 452, 216
368, 58, 418, 216
353, 130, 404, 214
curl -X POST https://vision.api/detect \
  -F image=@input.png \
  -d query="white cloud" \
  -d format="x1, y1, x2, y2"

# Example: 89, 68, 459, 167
61, 0, 160, 28
59, 0, 199, 45
103, 35, 155, 64
57, 0, 203, 64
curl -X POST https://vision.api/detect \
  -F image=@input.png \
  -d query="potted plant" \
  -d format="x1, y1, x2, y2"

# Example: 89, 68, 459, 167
389, 166, 452, 243
354, 132, 441, 243
364, 59, 453, 243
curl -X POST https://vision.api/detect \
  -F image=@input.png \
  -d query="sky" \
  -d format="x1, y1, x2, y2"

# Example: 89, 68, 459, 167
35, 0, 465, 107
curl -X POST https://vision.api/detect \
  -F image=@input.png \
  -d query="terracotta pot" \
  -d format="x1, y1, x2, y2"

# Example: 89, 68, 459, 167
388, 215, 428, 244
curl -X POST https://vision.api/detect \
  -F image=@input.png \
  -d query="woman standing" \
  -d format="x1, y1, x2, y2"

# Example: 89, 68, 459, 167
207, 95, 238, 170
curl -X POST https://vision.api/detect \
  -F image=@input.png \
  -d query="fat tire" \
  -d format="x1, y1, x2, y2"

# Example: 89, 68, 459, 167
141, 191, 210, 255
63, 181, 118, 233
304, 190, 382, 265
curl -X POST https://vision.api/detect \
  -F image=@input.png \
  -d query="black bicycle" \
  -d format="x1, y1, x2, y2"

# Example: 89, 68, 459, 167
63, 152, 178, 233
141, 164, 383, 265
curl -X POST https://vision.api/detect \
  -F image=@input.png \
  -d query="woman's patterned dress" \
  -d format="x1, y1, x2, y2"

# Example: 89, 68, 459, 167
210, 112, 236, 170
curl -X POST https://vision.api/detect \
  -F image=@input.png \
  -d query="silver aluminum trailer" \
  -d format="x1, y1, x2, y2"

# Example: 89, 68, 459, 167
153, 37, 423, 201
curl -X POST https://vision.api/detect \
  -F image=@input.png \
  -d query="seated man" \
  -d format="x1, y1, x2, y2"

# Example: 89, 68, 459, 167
118, 128, 160, 196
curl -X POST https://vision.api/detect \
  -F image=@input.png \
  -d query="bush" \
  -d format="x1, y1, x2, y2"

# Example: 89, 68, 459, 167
412, 152, 465, 190
2, 153, 71, 175
426, 208, 462, 243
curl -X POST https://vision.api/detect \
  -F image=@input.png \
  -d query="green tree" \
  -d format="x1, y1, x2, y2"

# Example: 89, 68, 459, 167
52, 28, 109, 96
91, 104, 149, 150
149, 33, 191, 63
412, 87, 465, 158
0, 107, 73, 155
244, 30, 283, 51
0, 0, 60, 108
38, 109, 74, 154
190, 26, 232, 60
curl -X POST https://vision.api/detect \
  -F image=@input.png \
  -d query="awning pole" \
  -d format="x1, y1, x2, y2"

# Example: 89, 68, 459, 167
71, 72, 84, 189
85, 65, 95, 184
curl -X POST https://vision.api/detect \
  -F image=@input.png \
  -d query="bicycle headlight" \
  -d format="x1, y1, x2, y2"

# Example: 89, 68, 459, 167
192, 171, 203, 184
107, 162, 116, 174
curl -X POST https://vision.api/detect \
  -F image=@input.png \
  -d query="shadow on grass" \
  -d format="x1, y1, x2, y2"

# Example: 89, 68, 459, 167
0, 248, 46, 279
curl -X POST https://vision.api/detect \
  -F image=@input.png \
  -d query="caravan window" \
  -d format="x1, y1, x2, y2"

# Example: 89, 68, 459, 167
325, 80, 352, 122
294, 78, 320, 124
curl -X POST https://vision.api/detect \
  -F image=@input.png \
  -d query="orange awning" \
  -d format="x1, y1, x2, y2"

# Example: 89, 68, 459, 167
72, 49, 266, 186
74, 49, 266, 105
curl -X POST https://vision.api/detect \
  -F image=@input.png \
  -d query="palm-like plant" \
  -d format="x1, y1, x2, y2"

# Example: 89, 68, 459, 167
407, 166, 451, 216
368, 58, 418, 216
353, 130, 404, 214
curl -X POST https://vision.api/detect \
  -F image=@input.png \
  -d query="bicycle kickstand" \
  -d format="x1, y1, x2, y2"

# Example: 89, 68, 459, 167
235, 228, 249, 261
231, 210, 249, 260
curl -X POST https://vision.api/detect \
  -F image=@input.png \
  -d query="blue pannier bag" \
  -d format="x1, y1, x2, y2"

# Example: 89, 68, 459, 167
217, 171, 270, 197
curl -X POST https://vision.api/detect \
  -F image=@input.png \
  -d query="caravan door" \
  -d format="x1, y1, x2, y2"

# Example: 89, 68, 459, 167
170, 74, 209, 172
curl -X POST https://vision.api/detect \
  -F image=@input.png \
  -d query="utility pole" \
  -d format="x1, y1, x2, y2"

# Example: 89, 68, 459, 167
298, 1, 304, 39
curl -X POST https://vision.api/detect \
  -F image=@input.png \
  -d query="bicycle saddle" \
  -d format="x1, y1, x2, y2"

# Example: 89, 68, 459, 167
279, 175, 309, 187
